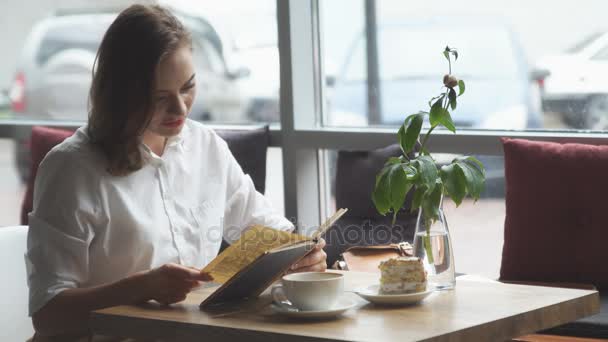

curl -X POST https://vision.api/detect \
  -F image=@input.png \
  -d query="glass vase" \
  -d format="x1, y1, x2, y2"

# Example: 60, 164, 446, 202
412, 197, 455, 290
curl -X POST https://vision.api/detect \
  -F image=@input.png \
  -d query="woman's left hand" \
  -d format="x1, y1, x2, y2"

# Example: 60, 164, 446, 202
290, 238, 327, 273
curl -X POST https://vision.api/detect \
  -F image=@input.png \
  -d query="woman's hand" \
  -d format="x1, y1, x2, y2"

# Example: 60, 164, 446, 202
290, 238, 327, 273
139, 263, 213, 305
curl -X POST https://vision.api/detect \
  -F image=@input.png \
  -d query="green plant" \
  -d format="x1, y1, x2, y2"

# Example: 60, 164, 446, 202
372, 46, 486, 230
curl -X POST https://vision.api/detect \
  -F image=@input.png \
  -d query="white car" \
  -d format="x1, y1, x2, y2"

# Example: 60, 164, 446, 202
537, 31, 608, 129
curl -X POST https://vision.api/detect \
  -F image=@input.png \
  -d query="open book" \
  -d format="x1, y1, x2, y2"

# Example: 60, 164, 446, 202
199, 208, 348, 308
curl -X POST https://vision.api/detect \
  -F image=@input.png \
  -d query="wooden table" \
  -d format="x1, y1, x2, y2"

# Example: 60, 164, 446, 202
90, 271, 599, 342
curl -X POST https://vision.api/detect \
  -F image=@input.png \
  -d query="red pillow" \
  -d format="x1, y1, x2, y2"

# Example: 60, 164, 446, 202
500, 138, 608, 290
20, 126, 74, 225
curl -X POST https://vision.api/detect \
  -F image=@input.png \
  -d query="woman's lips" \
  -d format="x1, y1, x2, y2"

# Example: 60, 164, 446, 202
161, 118, 184, 128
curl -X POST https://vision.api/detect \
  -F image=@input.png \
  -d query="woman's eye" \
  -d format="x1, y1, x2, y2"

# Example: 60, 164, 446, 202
156, 96, 167, 103
183, 83, 195, 91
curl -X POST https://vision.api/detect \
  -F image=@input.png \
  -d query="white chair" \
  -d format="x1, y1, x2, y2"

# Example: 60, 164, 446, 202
0, 226, 34, 341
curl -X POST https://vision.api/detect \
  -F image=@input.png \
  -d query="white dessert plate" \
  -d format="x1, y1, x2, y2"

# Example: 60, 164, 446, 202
271, 297, 357, 319
353, 284, 434, 305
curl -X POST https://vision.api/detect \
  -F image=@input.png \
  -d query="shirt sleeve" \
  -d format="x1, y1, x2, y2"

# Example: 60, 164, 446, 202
217, 137, 294, 244
25, 149, 99, 316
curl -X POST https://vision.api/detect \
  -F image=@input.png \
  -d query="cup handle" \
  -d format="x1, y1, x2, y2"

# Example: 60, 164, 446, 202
271, 285, 297, 311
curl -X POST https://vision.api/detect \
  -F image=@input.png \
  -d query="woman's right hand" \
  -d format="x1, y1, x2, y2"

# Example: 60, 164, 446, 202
138, 263, 213, 305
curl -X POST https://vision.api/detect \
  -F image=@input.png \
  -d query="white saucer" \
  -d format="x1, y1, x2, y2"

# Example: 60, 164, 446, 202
354, 284, 434, 305
271, 297, 356, 319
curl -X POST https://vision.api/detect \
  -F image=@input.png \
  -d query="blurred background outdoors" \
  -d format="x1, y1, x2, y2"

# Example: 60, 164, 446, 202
2, 0, 608, 278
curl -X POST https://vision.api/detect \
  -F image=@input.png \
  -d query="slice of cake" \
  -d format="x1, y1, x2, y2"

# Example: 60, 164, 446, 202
378, 256, 427, 294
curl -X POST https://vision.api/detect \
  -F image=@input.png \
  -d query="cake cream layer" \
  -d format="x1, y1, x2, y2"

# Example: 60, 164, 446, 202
379, 265, 426, 282
380, 281, 427, 294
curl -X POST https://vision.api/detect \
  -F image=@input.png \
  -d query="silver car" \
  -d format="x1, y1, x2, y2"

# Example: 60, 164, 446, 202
9, 9, 249, 180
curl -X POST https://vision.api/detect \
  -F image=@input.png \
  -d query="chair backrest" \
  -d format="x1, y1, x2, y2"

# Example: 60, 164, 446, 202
0, 226, 33, 341
21, 125, 270, 225
500, 138, 608, 290
322, 144, 418, 267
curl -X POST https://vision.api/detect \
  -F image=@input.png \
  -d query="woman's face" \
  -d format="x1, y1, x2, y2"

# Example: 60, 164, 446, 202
146, 44, 196, 138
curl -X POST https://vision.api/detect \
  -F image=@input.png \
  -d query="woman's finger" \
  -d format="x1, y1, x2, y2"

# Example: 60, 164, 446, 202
293, 260, 327, 273
164, 263, 213, 281
292, 249, 327, 269
198, 272, 214, 282
315, 238, 326, 250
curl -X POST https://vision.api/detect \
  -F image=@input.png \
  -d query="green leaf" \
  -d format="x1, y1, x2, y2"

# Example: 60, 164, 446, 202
428, 94, 444, 108
458, 79, 465, 96
454, 156, 486, 201
448, 88, 457, 110
372, 168, 391, 215
373, 160, 416, 221
372, 158, 402, 214
429, 100, 456, 133
421, 182, 443, 222
411, 185, 426, 212
443, 50, 449, 61
462, 155, 485, 175
415, 156, 438, 192
397, 125, 407, 155
387, 162, 411, 217
440, 163, 467, 206
402, 114, 423, 153
402, 163, 417, 180
453, 50, 459, 60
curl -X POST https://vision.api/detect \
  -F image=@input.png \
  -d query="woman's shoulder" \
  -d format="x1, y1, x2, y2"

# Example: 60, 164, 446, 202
38, 127, 105, 180
184, 119, 228, 149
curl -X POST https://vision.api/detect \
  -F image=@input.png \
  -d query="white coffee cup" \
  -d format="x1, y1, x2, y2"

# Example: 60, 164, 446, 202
271, 272, 344, 311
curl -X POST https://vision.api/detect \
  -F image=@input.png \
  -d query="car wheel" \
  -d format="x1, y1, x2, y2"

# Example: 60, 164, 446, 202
584, 95, 608, 130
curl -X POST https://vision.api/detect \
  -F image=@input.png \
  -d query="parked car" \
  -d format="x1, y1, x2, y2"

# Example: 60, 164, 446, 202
9, 8, 250, 181
328, 17, 546, 197
0, 89, 9, 112
537, 31, 608, 129
202, 12, 281, 123
329, 17, 545, 130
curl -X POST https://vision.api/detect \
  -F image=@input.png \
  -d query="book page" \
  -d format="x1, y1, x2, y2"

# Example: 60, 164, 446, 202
201, 226, 310, 284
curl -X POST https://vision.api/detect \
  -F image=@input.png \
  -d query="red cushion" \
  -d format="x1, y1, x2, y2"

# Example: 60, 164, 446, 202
500, 138, 608, 290
20, 126, 74, 225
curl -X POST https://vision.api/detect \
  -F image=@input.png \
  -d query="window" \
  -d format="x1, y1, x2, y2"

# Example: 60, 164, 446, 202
278, 0, 608, 278
0, 0, 282, 227
2, 0, 608, 280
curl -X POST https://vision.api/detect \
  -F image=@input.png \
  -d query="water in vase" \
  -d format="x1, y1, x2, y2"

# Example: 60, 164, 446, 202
413, 230, 455, 290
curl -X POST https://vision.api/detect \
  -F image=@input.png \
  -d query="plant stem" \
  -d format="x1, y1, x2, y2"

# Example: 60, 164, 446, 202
391, 210, 398, 227
419, 125, 436, 157
423, 218, 435, 264
448, 55, 452, 74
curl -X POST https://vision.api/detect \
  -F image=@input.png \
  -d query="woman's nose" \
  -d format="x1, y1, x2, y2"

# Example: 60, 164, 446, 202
169, 95, 187, 116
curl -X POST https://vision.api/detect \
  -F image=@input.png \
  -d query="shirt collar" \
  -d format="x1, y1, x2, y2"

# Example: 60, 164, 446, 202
140, 119, 190, 163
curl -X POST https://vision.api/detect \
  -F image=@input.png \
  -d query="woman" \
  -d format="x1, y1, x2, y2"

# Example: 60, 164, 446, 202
26, 4, 326, 340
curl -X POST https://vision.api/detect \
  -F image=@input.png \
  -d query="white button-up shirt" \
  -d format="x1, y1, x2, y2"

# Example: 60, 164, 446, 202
25, 119, 293, 315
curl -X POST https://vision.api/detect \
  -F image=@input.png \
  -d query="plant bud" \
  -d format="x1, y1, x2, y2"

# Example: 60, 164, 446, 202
443, 74, 458, 88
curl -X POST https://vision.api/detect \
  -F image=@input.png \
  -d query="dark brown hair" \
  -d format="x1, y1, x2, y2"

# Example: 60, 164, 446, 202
87, 4, 191, 176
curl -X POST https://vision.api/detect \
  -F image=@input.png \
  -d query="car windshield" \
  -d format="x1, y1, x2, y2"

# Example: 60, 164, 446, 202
224, 15, 277, 50
36, 17, 111, 66
343, 25, 521, 82
565, 31, 603, 54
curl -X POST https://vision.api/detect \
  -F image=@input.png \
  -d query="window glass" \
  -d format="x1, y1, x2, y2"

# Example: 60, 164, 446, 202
1, 0, 279, 125
324, 148, 504, 278
322, 0, 608, 132
0, 0, 280, 226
